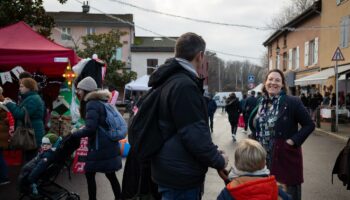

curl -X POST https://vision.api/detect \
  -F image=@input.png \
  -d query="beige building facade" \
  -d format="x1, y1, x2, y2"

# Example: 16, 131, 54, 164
319, 0, 350, 69
48, 11, 134, 65
263, 1, 321, 94
264, 0, 350, 97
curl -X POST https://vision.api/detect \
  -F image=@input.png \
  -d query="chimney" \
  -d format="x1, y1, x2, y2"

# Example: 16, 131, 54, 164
82, 1, 90, 13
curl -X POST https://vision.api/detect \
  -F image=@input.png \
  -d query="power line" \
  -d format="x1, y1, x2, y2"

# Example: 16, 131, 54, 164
109, 0, 269, 31
108, 0, 343, 31
71, 0, 260, 60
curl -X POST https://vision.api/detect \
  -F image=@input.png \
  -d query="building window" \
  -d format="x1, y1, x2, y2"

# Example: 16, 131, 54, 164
86, 27, 95, 35
276, 55, 280, 70
340, 16, 350, 48
147, 59, 158, 75
283, 52, 287, 71
304, 38, 318, 66
292, 48, 297, 69
61, 27, 71, 40
289, 47, 300, 70
308, 39, 315, 65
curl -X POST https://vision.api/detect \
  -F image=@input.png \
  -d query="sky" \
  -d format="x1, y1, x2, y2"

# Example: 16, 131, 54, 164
43, 0, 291, 65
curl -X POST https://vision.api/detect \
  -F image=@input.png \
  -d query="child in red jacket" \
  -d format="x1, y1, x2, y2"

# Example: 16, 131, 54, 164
217, 139, 290, 200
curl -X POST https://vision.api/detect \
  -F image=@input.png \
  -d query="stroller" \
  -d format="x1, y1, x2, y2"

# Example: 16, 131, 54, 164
18, 134, 81, 200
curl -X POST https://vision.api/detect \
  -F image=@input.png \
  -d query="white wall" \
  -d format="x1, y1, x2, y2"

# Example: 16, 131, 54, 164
131, 52, 174, 78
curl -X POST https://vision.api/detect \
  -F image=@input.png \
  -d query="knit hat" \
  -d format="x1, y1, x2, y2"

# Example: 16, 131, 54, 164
77, 76, 97, 92
20, 78, 38, 91
42, 133, 59, 145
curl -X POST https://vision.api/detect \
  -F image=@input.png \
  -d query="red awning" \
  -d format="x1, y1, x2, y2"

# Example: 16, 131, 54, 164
0, 21, 79, 77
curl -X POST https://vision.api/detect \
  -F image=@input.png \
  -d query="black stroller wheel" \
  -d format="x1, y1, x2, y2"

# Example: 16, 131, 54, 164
65, 193, 80, 200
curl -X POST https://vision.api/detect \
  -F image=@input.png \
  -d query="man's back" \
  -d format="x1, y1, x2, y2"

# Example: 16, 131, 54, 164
149, 58, 225, 189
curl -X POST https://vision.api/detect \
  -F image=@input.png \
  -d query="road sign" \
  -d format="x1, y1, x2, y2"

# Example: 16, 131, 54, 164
248, 83, 255, 89
248, 75, 255, 83
332, 47, 345, 61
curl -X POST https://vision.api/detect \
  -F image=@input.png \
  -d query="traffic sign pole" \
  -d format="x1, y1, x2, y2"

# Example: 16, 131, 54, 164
335, 60, 338, 132
331, 47, 345, 132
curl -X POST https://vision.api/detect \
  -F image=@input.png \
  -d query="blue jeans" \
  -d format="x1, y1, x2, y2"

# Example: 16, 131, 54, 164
0, 149, 9, 181
158, 185, 202, 200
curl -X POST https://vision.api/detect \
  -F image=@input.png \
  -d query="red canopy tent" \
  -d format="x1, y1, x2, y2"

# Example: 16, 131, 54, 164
0, 21, 79, 104
0, 21, 79, 77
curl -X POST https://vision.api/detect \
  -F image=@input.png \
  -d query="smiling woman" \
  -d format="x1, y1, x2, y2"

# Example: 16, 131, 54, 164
248, 69, 315, 200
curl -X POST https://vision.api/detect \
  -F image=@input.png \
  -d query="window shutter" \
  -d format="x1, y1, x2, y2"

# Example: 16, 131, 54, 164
340, 17, 346, 48
304, 41, 309, 67
345, 17, 349, 48
314, 37, 319, 65
348, 16, 350, 45
288, 49, 293, 70
296, 46, 300, 69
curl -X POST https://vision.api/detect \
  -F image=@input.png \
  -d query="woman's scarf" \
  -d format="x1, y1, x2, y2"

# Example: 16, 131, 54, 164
255, 93, 283, 167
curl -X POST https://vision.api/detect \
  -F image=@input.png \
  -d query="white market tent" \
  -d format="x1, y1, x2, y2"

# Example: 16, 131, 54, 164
123, 75, 151, 102
125, 75, 151, 91
248, 83, 263, 95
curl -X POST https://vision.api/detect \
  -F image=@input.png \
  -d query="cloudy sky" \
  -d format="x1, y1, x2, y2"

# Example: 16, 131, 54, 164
44, 0, 291, 65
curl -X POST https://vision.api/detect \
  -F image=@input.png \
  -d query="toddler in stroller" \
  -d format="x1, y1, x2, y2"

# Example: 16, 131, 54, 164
18, 133, 81, 200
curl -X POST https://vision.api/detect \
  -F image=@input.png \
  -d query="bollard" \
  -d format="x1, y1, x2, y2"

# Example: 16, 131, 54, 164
331, 109, 337, 132
316, 108, 321, 128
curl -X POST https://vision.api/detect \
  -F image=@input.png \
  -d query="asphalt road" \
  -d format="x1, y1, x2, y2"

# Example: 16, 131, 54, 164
1, 110, 350, 199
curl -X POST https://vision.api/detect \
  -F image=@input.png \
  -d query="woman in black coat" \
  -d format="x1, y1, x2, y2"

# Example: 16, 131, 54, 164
225, 93, 240, 141
248, 69, 315, 200
72, 77, 124, 200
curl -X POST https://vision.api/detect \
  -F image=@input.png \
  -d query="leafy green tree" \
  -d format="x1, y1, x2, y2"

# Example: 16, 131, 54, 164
78, 30, 137, 90
0, 0, 67, 37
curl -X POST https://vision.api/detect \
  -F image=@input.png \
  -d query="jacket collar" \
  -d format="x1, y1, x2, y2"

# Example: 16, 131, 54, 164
148, 58, 201, 90
84, 89, 111, 102
175, 57, 198, 77
21, 91, 38, 99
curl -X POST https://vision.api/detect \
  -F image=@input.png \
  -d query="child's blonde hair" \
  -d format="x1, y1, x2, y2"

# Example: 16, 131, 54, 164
234, 139, 266, 172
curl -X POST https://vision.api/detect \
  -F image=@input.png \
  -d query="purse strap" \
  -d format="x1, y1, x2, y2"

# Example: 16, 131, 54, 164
23, 107, 32, 128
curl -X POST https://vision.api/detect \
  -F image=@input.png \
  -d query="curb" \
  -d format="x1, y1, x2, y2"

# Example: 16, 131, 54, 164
315, 128, 348, 141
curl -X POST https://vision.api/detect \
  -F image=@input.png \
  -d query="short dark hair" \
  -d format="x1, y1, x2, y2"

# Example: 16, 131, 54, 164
19, 71, 32, 79
251, 91, 256, 95
175, 32, 206, 61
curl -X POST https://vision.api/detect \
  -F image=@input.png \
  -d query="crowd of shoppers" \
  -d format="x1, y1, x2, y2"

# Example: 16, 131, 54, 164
0, 32, 320, 200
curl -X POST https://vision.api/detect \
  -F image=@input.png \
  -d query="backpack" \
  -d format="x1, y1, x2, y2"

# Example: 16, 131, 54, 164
99, 101, 127, 142
332, 138, 350, 190
128, 75, 178, 163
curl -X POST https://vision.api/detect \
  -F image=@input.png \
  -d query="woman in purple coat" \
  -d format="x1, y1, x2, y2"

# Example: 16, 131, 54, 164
248, 69, 315, 200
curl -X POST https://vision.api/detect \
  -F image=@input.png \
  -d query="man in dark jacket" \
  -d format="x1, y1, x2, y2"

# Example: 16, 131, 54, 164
149, 32, 228, 199
243, 91, 257, 131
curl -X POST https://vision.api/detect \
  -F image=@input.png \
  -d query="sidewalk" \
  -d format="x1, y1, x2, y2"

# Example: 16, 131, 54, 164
316, 121, 350, 141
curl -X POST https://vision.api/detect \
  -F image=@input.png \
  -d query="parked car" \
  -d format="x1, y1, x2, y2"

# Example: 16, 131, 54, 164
213, 92, 243, 107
